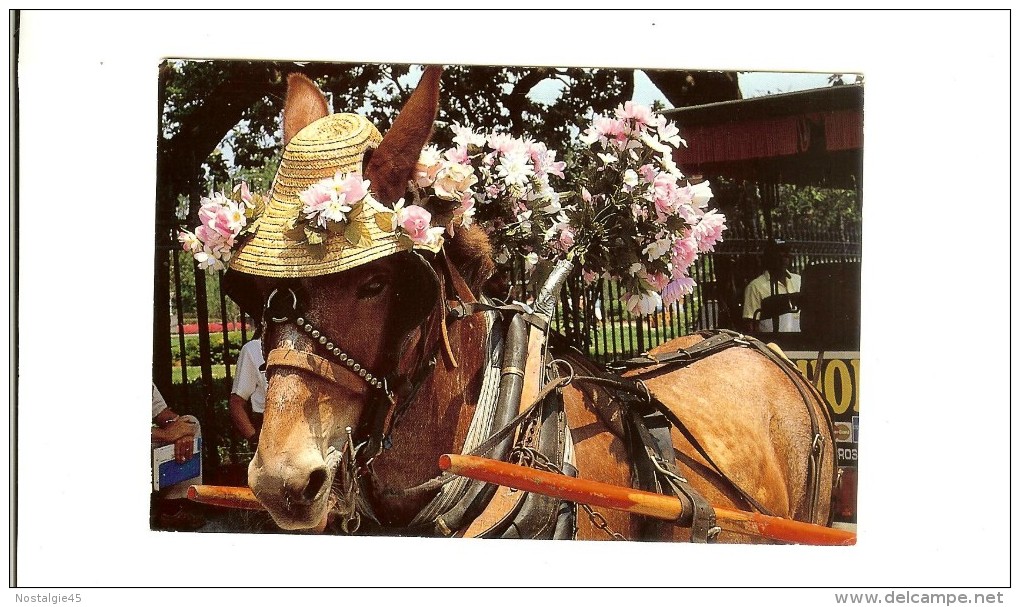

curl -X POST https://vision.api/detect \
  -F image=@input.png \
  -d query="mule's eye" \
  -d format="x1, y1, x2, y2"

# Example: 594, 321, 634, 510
356, 277, 388, 299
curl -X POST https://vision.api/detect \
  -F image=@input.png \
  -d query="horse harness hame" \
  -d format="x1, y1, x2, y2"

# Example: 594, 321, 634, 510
258, 261, 834, 540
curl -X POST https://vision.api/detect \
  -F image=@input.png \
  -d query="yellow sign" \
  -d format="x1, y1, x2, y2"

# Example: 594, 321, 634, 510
786, 351, 860, 416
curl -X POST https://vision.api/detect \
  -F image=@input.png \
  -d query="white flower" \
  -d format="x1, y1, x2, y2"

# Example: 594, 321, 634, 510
421, 226, 447, 249
596, 152, 617, 165
690, 180, 713, 209
625, 290, 662, 316
643, 238, 672, 262
640, 132, 670, 154
538, 193, 563, 215
178, 230, 202, 254
434, 161, 478, 201
631, 202, 648, 221
496, 150, 534, 187
319, 197, 352, 225
656, 121, 685, 148
524, 252, 539, 273
657, 153, 684, 179
451, 123, 486, 147
516, 209, 533, 232
579, 126, 600, 146
460, 205, 476, 228
623, 169, 639, 192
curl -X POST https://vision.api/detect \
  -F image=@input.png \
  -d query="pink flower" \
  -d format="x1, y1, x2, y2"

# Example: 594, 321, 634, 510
179, 230, 201, 254
299, 181, 333, 213
397, 204, 434, 244
651, 173, 681, 219
671, 234, 699, 274
616, 101, 654, 130
415, 146, 443, 188
456, 194, 476, 228
638, 163, 658, 183
546, 159, 566, 179
645, 271, 670, 292
444, 145, 470, 165
693, 210, 727, 252
582, 268, 599, 285
233, 181, 253, 205
488, 133, 524, 155
662, 276, 696, 306
333, 172, 369, 205
558, 226, 576, 250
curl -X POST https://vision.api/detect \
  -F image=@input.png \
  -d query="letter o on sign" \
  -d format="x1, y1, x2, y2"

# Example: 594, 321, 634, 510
824, 360, 853, 415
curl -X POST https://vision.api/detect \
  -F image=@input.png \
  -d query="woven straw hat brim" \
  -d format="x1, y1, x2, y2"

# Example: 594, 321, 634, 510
230, 113, 430, 279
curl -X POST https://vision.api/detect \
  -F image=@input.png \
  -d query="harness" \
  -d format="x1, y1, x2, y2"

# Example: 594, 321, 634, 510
595, 329, 836, 527
258, 257, 834, 540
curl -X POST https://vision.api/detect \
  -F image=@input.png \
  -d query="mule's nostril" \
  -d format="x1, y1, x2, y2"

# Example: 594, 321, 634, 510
303, 467, 328, 502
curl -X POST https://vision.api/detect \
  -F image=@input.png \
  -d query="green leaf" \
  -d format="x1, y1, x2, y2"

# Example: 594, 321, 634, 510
344, 220, 372, 247
304, 227, 324, 246
284, 217, 305, 239
374, 211, 396, 232
347, 202, 363, 221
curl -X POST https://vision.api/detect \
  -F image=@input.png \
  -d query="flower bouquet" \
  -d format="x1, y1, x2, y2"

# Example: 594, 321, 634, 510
412, 102, 727, 315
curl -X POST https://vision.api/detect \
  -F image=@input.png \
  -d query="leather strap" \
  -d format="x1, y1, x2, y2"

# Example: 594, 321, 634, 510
266, 348, 369, 390
624, 401, 718, 542
448, 300, 550, 333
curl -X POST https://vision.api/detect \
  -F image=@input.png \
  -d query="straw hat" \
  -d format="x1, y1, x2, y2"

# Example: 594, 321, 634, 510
229, 113, 438, 279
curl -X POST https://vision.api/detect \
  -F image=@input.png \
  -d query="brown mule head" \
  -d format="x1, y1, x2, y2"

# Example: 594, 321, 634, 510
247, 67, 443, 530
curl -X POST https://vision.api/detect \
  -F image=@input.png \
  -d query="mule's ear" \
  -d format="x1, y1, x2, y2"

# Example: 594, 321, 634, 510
365, 65, 442, 204
283, 73, 330, 147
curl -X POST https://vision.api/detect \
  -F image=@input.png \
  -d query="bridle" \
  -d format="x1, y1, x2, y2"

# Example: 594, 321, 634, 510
262, 286, 397, 405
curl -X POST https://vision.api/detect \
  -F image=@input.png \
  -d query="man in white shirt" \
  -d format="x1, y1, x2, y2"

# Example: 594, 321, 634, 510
743, 239, 801, 333
229, 337, 267, 447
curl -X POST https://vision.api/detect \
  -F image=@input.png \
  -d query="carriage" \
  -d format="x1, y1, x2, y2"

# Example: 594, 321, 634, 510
179, 66, 854, 545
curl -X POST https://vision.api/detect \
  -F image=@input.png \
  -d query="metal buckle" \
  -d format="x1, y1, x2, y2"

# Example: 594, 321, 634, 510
265, 288, 298, 323
547, 358, 575, 387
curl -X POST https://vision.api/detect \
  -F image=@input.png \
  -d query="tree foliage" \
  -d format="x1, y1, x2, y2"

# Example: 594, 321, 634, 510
159, 60, 740, 211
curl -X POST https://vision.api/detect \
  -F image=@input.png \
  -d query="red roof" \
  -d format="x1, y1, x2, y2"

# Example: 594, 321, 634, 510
666, 85, 863, 188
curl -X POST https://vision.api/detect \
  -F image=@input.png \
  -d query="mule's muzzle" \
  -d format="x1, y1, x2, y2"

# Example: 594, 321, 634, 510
248, 452, 334, 530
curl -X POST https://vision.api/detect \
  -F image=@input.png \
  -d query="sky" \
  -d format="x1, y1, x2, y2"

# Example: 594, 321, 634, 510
529, 69, 849, 110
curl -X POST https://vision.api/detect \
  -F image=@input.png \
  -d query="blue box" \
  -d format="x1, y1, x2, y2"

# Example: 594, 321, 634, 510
152, 437, 201, 491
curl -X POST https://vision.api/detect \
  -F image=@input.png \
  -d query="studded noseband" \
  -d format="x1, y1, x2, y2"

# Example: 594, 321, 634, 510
262, 287, 396, 404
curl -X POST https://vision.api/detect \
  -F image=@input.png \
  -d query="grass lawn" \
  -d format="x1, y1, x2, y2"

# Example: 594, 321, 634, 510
172, 364, 228, 383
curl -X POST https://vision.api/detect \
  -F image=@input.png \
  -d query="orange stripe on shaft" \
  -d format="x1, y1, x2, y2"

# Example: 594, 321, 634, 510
187, 485, 265, 511
439, 454, 856, 546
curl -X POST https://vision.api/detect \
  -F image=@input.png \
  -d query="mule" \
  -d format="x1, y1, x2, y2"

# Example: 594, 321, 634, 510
234, 67, 837, 541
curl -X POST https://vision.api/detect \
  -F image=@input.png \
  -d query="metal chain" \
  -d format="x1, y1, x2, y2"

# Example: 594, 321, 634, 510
511, 446, 626, 541
580, 504, 626, 541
